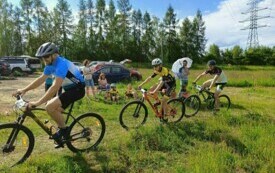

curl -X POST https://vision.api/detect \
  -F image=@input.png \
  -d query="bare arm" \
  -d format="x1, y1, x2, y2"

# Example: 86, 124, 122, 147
34, 77, 63, 106
13, 74, 48, 96
138, 76, 152, 88
193, 72, 206, 83
209, 74, 219, 89
152, 81, 164, 93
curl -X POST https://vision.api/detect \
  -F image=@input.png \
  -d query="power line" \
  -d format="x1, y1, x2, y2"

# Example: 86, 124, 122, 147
239, 0, 270, 48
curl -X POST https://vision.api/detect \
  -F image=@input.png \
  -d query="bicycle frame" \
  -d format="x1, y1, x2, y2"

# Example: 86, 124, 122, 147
7, 103, 78, 149
140, 89, 163, 118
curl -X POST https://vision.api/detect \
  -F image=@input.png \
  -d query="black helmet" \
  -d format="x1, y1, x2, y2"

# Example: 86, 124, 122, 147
207, 60, 216, 66
35, 42, 58, 58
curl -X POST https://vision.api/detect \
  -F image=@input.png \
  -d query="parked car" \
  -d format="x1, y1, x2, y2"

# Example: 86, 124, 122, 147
72, 61, 85, 72
92, 63, 142, 84
1, 55, 41, 74
0, 59, 12, 76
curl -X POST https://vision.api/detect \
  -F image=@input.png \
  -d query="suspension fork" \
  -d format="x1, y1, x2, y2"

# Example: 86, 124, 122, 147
133, 98, 145, 118
5, 114, 27, 148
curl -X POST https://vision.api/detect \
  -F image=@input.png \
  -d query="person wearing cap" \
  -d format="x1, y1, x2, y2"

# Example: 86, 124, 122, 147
12, 42, 85, 148
193, 60, 227, 111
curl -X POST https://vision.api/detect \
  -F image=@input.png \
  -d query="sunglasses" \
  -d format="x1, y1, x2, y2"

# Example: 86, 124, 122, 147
43, 55, 51, 59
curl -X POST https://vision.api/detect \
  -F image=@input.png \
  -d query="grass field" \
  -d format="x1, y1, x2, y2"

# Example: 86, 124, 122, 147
0, 66, 275, 173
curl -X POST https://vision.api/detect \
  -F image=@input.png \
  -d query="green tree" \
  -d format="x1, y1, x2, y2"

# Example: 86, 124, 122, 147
53, 0, 73, 57
179, 17, 193, 58
117, 0, 132, 58
72, 0, 88, 61
141, 11, 156, 61
192, 10, 206, 62
94, 0, 106, 59
86, 0, 96, 58
163, 5, 181, 63
205, 44, 221, 63
20, 0, 34, 55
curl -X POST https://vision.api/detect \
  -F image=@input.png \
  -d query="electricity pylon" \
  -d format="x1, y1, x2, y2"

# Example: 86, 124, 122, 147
240, 0, 270, 48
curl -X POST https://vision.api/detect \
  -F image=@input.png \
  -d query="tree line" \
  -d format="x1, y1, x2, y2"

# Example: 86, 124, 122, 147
0, 0, 274, 65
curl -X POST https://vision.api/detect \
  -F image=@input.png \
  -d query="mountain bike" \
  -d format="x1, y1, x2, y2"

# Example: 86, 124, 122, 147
178, 92, 201, 117
192, 84, 231, 111
0, 95, 106, 168
119, 88, 185, 130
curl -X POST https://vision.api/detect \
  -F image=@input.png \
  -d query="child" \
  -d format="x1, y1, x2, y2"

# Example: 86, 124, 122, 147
98, 73, 110, 90
108, 83, 119, 102
193, 60, 227, 111
125, 84, 137, 99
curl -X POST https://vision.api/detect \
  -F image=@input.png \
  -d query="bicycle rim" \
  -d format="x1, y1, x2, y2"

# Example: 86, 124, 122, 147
219, 95, 231, 111
67, 113, 105, 152
119, 101, 148, 130
166, 98, 185, 123
0, 124, 34, 168
184, 95, 201, 117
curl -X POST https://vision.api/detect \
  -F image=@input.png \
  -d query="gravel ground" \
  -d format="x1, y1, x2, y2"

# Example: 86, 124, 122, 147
0, 75, 44, 115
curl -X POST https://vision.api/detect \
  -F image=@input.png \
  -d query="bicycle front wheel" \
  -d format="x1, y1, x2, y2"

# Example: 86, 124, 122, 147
66, 113, 106, 152
119, 100, 148, 130
166, 98, 185, 123
184, 95, 201, 117
0, 123, 34, 168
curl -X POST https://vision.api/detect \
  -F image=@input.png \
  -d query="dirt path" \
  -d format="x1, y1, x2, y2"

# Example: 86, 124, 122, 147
0, 75, 44, 115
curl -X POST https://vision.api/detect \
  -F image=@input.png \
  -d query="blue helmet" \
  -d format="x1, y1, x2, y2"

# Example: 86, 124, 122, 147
207, 60, 216, 66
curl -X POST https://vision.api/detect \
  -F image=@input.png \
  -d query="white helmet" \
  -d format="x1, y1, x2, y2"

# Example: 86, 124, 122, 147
152, 58, 162, 66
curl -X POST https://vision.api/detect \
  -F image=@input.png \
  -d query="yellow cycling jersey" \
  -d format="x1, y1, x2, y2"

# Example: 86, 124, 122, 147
151, 67, 175, 83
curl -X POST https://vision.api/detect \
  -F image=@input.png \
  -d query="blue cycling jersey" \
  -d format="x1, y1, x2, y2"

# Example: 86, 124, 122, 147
44, 56, 84, 90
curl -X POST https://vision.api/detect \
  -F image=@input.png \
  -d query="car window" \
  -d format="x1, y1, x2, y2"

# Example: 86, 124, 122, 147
112, 66, 121, 73
99, 67, 111, 74
4, 59, 24, 64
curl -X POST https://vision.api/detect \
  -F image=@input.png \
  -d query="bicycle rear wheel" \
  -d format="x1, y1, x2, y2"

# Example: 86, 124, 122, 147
165, 98, 185, 123
66, 113, 106, 152
184, 95, 201, 117
0, 123, 34, 168
219, 95, 231, 111
119, 100, 148, 130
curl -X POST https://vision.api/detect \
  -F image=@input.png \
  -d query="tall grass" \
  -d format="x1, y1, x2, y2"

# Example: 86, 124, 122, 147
0, 66, 275, 172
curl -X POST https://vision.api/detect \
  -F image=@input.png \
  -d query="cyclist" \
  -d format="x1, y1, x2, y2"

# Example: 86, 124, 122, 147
138, 58, 176, 118
12, 42, 85, 147
193, 60, 227, 111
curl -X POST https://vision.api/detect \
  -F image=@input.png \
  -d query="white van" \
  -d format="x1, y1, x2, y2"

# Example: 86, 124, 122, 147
1, 55, 41, 74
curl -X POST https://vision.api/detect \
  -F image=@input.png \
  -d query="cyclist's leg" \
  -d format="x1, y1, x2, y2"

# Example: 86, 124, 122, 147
46, 97, 66, 128
46, 87, 85, 128
150, 84, 161, 103
162, 83, 175, 116
214, 83, 226, 110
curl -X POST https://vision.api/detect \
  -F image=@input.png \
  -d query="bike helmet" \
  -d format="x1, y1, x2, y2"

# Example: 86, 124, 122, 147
151, 58, 162, 66
110, 83, 116, 88
35, 42, 58, 58
207, 60, 216, 66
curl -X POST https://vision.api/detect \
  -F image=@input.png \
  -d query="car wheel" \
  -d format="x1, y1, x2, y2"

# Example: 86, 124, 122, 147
131, 75, 139, 81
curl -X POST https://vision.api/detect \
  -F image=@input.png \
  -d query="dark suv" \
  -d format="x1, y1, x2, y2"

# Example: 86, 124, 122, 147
0, 60, 12, 76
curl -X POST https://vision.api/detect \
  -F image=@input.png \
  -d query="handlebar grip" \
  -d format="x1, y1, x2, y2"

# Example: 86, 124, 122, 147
16, 94, 21, 100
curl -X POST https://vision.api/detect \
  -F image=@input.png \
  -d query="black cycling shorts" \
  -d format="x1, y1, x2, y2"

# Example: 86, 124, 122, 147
161, 81, 176, 97
59, 86, 85, 109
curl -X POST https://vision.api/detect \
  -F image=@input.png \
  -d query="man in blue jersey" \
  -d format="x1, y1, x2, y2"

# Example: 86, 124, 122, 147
13, 42, 85, 147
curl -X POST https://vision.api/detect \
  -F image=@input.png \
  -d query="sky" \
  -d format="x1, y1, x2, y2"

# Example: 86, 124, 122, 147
7, 0, 275, 49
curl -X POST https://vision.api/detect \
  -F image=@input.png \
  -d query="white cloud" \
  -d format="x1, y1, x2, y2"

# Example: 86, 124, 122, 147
204, 0, 275, 49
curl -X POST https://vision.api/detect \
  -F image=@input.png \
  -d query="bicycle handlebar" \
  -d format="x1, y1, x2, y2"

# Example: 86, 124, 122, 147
14, 95, 27, 110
